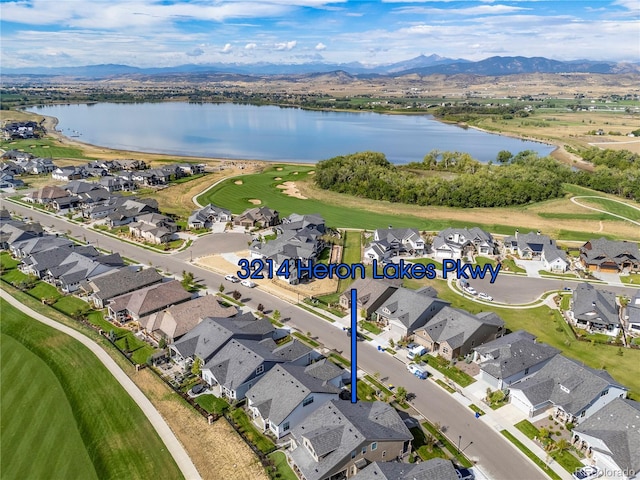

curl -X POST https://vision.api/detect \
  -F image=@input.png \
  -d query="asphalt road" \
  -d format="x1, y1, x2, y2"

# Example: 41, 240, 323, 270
5, 200, 629, 480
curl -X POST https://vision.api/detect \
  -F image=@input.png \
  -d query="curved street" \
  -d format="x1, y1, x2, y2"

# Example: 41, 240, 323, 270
1, 290, 202, 480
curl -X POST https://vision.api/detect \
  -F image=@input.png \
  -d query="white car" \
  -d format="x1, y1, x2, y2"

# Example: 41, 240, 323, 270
407, 363, 428, 379
572, 466, 601, 480
224, 274, 240, 283
477, 292, 493, 301
241, 279, 256, 288
464, 286, 477, 295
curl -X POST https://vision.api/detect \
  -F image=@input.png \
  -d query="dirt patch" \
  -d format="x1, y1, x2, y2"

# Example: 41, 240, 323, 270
274, 177, 282, 180
307, 171, 315, 175
248, 199, 262, 205
234, 180, 243, 185
276, 181, 308, 200
130, 369, 268, 480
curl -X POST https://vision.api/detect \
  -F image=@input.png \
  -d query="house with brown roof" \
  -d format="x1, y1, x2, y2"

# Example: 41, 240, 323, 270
25, 185, 69, 205
338, 278, 400, 320
82, 266, 164, 308
234, 207, 280, 228
580, 238, 640, 273
107, 280, 192, 323
141, 295, 237, 343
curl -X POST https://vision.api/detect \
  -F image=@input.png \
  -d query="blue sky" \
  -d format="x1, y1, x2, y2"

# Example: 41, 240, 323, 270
1, 0, 638, 68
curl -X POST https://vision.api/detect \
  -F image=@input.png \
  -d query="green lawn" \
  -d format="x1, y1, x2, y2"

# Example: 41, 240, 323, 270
560, 294, 572, 311
1, 269, 31, 285
360, 321, 383, 335
409, 257, 444, 270
410, 426, 448, 462
515, 420, 540, 440
195, 394, 230, 415
620, 273, 640, 285
0, 300, 183, 480
0, 137, 89, 159
427, 355, 476, 387
0, 252, 20, 270
268, 451, 298, 480
1, 333, 99, 480
357, 380, 378, 401
500, 258, 526, 273
53, 295, 91, 316
500, 430, 562, 480
475, 257, 497, 267
28, 281, 62, 301
337, 230, 362, 292
580, 197, 640, 222
421, 421, 473, 468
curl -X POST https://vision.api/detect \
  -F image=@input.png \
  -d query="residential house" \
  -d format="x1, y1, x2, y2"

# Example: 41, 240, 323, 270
10, 235, 74, 258
1, 150, 33, 162
118, 159, 148, 171
432, 227, 496, 260
46, 252, 124, 293
141, 295, 237, 343
0, 218, 43, 250
351, 459, 459, 480
169, 314, 275, 370
64, 180, 102, 196
473, 330, 559, 390
98, 175, 135, 192
509, 355, 628, 424
414, 307, 505, 361
128, 212, 178, 244
278, 213, 326, 235
569, 283, 620, 336
52, 195, 81, 212
0, 172, 24, 189
201, 338, 308, 400
580, 238, 640, 274
107, 280, 192, 323
52, 166, 85, 181
246, 363, 342, 438
364, 227, 425, 263
234, 207, 280, 228
503, 230, 569, 272
373, 287, 449, 339
21, 244, 99, 278
106, 198, 159, 227
25, 185, 69, 205
288, 400, 413, 480
338, 278, 400, 320
0, 160, 25, 176
81, 266, 164, 308
176, 163, 205, 175
573, 398, 640, 480
188, 204, 232, 229
21, 157, 56, 175
624, 291, 640, 335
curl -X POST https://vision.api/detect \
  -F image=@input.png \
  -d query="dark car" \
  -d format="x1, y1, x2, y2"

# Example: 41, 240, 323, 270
456, 468, 475, 480
189, 384, 207, 396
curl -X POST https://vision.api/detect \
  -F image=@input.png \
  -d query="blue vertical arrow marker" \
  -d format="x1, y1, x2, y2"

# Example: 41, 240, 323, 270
351, 288, 357, 404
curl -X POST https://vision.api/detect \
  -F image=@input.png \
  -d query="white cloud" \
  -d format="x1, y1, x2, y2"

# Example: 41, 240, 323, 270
315, 42, 327, 50
186, 47, 205, 57
275, 40, 297, 51
221, 43, 233, 53
245, 42, 257, 49
394, 4, 529, 16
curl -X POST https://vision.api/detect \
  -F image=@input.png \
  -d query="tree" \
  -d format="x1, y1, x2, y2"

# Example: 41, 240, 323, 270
219, 283, 225, 293
191, 357, 202, 376
123, 336, 131, 353
555, 439, 569, 453
181, 270, 194, 289
257, 303, 264, 312
272, 310, 281, 322
158, 338, 167, 349
232, 290, 241, 300
395, 386, 408, 403
108, 329, 117, 342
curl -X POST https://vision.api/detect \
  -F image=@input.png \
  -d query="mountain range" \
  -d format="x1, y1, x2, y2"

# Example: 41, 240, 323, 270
3, 54, 639, 78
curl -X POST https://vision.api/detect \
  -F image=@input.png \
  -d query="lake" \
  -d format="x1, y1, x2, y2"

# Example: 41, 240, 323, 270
28, 102, 555, 163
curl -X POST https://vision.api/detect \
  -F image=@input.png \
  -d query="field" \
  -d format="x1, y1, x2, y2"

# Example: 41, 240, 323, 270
197, 164, 640, 241
578, 197, 640, 222
1, 333, 99, 480
0, 137, 89, 160
0, 299, 183, 480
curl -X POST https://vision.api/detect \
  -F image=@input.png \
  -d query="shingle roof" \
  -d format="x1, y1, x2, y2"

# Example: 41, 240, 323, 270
304, 359, 344, 382
581, 238, 640, 268
475, 330, 559, 380
246, 364, 340, 425
572, 283, 620, 327
340, 277, 400, 308
290, 400, 412, 480
511, 355, 627, 415
109, 280, 191, 317
352, 459, 458, 480
86, 267, 163, 301
375, 287, 449, 331
574, 398, 640, 474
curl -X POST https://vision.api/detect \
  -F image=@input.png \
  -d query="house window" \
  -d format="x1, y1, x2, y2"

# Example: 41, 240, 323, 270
442, 347, 449, 354
256, 365, 264, 375
303, 396, 314, 407
282, 422, 290, 432
371, 442, 377, 451
601, 389, 609, 397
362, 446, 367, 455
524, 368, 530, 375
382, 451, 386, 458
581, 410, 586, 417
351, 451, 357, 459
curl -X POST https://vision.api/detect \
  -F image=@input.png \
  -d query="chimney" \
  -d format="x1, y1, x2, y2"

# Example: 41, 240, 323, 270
592, 302, 597, 309
537, 230, 541, 235
515, 229, 519, 239
388, 225, 393, 229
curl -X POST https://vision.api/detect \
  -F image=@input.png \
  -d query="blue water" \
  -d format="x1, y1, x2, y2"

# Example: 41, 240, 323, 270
29, 102, 555, 164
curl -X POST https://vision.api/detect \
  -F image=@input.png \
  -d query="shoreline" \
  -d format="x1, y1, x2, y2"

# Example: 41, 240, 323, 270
19, 103, 560, 168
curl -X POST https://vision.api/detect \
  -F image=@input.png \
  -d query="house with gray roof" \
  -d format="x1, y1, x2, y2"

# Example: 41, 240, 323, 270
569, 283, 620, 337
624, 291, 640, 336
503, 230, 569, 272
473, 330, 559, 390
432, 227, 495, 259
201, 337, 307, 400
48, 252, 124, 293
82, 266, 164, 308
246, 363, 342, 439
9, 235, 74, 258
351, 459, 458, 480
509, 354, 628, 424
288, 400, 412, 480
414, 306, 505, 361
580, 238, 640, 274
278, 213, 326, 235
374, 287, 449, 339
169, 314, 274, 369
141, 295, 237, 343
0, 219, 43, 250
107, 280, 192, 323
573, 398, 640, 480
234, 206, 280, 228
188, 204, 232, 230
338, 278, 400, 320
364, 227, 425, 262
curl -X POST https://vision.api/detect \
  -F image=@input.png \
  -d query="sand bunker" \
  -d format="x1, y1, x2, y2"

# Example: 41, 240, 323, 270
234, 180, 243, 185
276, 181, 308, 200
248, 199, 262, 205
276, 167, 283, 171
293, 171, 298, 175
307, 170, 315, 175
274, 177, 282, 180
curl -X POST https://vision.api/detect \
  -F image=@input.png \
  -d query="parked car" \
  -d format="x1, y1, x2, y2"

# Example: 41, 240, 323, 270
189, 384, 207, 396
456, 468, 475, 480
407, 363, 428, 379
224, 274, 239, 283
464, 286, 477, 295
572, 466, 601, 480
407, 345, 428, 360
477, 292, 493, 301
241, 279, 256, 288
